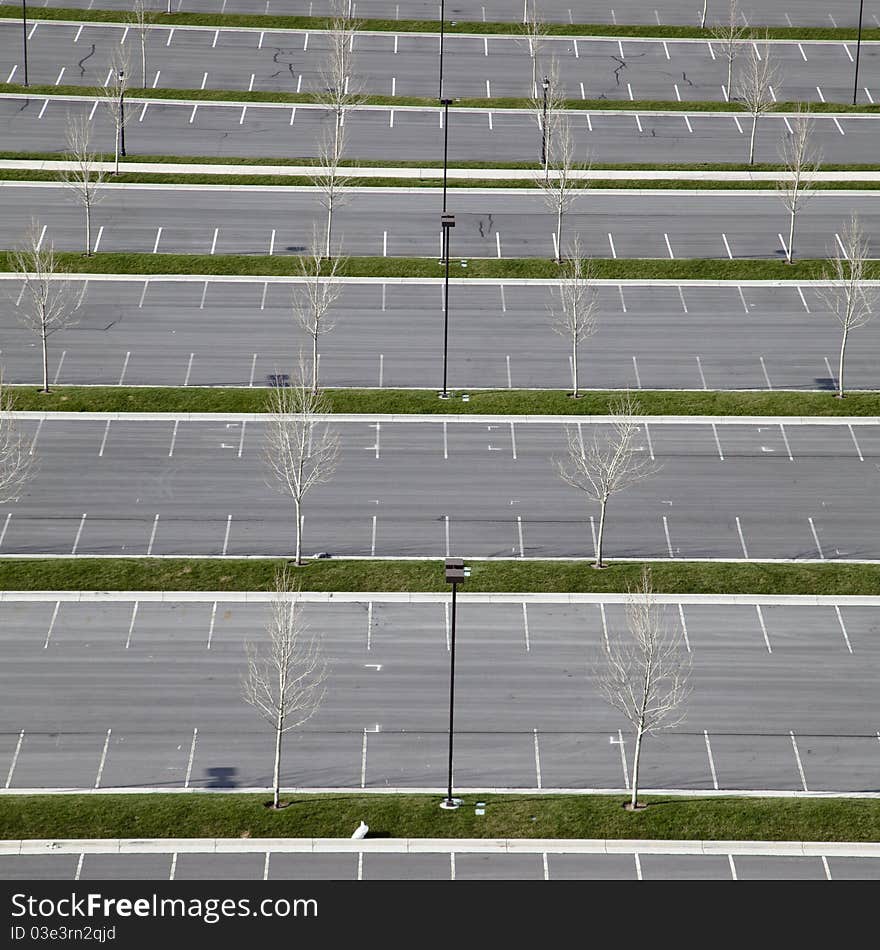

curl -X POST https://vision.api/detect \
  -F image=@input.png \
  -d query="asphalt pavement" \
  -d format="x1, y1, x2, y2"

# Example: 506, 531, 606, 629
10, 0, 869, 29
4, 416, 880, 561
2, 850, 877, 880
3, 19, 876, 103
1, 598, 878, 792
2, 94, 877, 166
0, 276, 875, 391
1, 182, 875, 260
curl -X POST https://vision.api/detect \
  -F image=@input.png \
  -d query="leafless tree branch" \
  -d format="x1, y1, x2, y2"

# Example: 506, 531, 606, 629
548, 235, 599, 396
58, 112, 106, 257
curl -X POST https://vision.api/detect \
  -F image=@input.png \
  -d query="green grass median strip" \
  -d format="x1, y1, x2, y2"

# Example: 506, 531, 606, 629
2, 558, 880, 596
4, 6, 880, 42
6, 82, 880, 116
1, 792, 878, 841
7, 385, 880, 416
0, 253, 871, 281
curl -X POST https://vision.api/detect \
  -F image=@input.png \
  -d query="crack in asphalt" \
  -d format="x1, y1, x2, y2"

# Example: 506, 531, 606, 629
269, 48, 297, 83
77, 44, 95, 78
478, 213, 493, 239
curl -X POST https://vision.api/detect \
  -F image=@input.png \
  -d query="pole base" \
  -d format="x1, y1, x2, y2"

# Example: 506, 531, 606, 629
438, 391, 451, 400
439, 798, 462, 810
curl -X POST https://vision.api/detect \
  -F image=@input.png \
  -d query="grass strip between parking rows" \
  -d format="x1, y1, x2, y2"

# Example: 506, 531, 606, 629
2, 559, 880, 596
1, 793, 879, 841
8, 385, 880, 415
1, 253, 874, 281
3, 6, 879, 42
5, 168, 880, 190
5, 82, 880, 115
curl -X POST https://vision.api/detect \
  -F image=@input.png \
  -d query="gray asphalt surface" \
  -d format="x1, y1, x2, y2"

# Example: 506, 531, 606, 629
2, 851, 878, 881
0, 277, 875, 391
3, 20, 876, 103
1, 600, 878, 792
2, 183, 875, 260
4, 417, 880, 560
3, 94, 877, 166
3, 0, 868, 29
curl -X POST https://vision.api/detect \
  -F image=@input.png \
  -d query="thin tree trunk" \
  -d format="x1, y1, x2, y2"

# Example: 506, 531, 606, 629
787, 206, 796, 264
114, 123, 120, 176
838, 326, 848, 398
272, 715, 283, 808
41, 326, 49, 393
294, 499, 302, 565
325, 200, 333, 260
555, 204, 563, 263
726, 55, 733, 99
141, 42, 146, 89
595, 496, 608, 567
700, 0, 708, 29
571, 337, 578, 397
311, 326, 319, 395
630, 726, 644, 808
748, 113, 758, 165
85, 200, 92, 257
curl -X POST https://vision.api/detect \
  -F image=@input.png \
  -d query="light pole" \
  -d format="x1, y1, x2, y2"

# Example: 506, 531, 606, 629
440, 557, 469, 810
118, 69, 127, 157
853, 0, 865, 105
439, 212, 455, 398
540, 75, 550, 171
21, 0, 28, 87
438, 0, 446, 99
441, 97, 452, 214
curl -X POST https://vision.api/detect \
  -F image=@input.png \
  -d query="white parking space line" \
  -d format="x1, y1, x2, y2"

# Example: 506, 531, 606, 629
822, 856, 832, 880
834, 605, 853, 654
779, 424, 793, 461
5, 66, 16, 84
516, 515, 524, 557
834, 232, 849, 259
185, 729, 200, 787
797, 43, 808, 62
93, 226, 104, 253
796, 286, 810, 312
167, 28, 175, 46
360, 729, 367, 788
631, 356, 642, 389
506, 354, 512, 389
0, 513, 12, 549
37, 100, 49, 120
263, 852, 271, 881
206, 601, 217, 649
643, 422, 654, 461
183, 353, 195, 386
613, 728, 629, 788
71, 514, 87, 555
697, 356, 708, 390
98, 419, 111, 457
756, 604, 772, 653
618, 286, 626, 312
600, 603, 609, 650
522, 602, 530, 652
152, 227, 163, 254
169, 854, 177, 881
445, 600, 450, 651
848, 425, 864, 461
533, 728, 542, 789
808, 517, 825, 559
443, 422, 448, 460
735, 516, 749, 558
75, 854, 84, 881
496, 232, 501, 258
664, 233, 674, 259
677, 604, 691, 652
728, 855, 737, 880
189, 104, 198, 123
210, 229, 219, 255
759, 356, 773, 390
55, 68, 66, 86
118, 352, 130, 385
663, 515, 674, 558
634, 854, 642, 880
5, 730, 24, 789
677, 286, 688, 313
833, 118, 845, 136
94, 729, 112, 789
124, 601, 138, 649
29, 418, 43, 456
146, 514, 159, 555
704, 730, 719, 789
370, 514, 376, 556
722, 233, 733, 259
790, 731, 809, 791
74, 25, 83, 42
608, 233, 617, 259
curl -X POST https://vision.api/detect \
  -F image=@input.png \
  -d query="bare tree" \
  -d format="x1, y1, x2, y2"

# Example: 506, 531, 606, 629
519, 0, 548, 97
596, 566, 691, 810
11, 222, 84, 394
315, 0, 365, 162
130, 0, 154, 88
314, 122, 351, 260
102, 44, 132, 175
554, 393, 659, 568
264, 363, 340, 565
549, 236, 599, 397
293, 232, 345, 394
711, 0, 746, 101
0, 379, 35, 504
529, 55, 565, 181
700, 0, 709, 29
777, 107, 821, 265
58, 112, 106, 257
242, 566, 328, 809
817, 216, 878, 399
537, 115, 585, 262
734, 37, 781, 166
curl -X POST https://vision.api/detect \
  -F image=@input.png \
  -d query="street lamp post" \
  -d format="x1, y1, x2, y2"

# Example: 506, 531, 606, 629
118, 70, 127, 157
853, 0, 865, 105
439, 213, 455, 398
21, 0, 28, 87
438, 0, 446, 99
441, 98, 452, 214
540, 76, 550, 172
440, 557, 469, 810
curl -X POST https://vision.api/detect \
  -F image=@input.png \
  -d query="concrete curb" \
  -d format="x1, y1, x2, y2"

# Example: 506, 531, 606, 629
2, 158, 877, 183
5, 411, 880, 425
2, 836, 879, 857
2, 590, 880, 606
